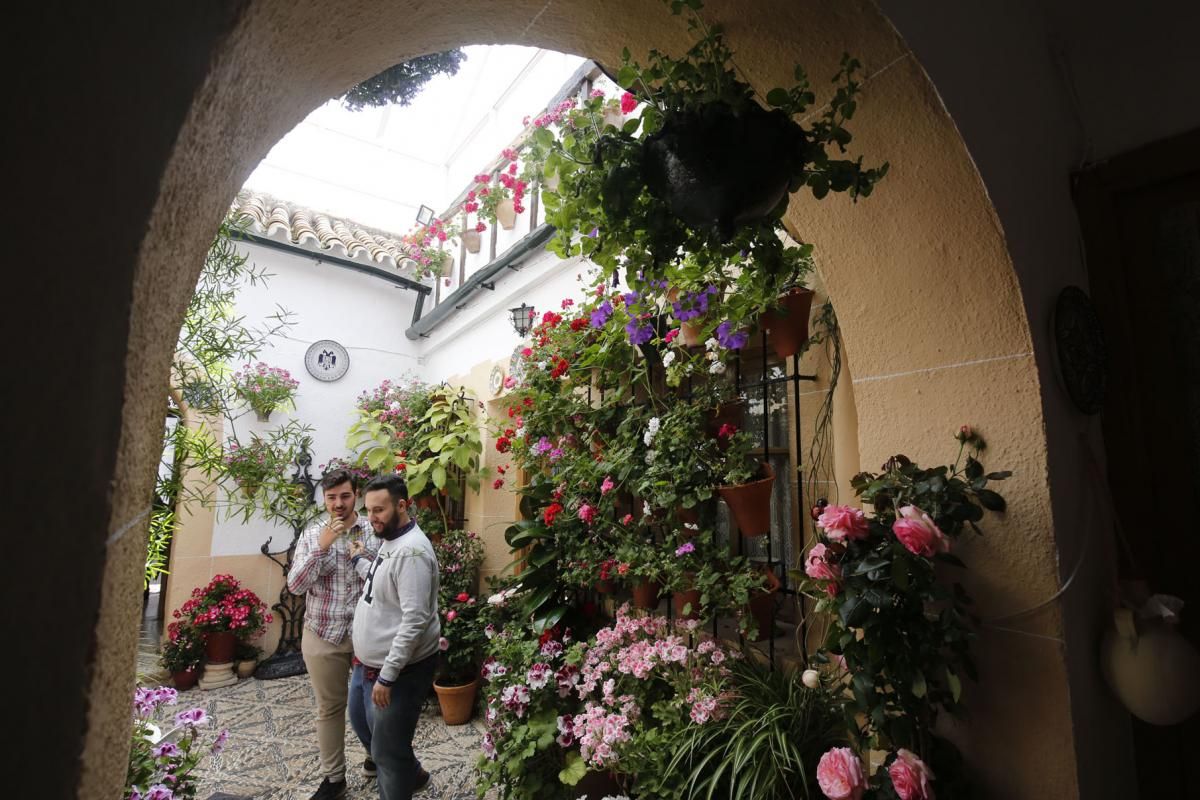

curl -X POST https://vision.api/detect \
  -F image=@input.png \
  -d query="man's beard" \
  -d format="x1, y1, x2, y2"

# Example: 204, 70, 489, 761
376, 513, 401, 538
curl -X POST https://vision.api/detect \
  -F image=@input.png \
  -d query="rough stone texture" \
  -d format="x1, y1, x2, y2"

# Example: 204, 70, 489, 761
11, 0, 1199, 797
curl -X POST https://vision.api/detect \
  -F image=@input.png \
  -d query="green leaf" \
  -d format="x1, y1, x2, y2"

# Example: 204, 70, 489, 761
947, 669, 962, 703
431, 464, 446, 489
765, 87, 790, 107
975, 489, 1006, 511
558, 751, 588, 785
912, 671, 927, 698
851, 555, 891, 576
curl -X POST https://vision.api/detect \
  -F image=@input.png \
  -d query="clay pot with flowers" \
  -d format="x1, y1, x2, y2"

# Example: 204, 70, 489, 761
717, 430, 776, 537
160, 621, 205, 690
233, 362, 299, 422
473, 149, 529, 232
176, 574, 272, 665
434, 592, 486, 724
400, 217, 460, 279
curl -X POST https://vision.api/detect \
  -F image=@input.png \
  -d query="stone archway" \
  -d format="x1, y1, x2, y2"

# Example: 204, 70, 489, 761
66, 1, 1075, 797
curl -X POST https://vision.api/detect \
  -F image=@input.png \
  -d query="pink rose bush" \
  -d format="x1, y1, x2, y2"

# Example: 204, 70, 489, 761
799, 435, 1010, 798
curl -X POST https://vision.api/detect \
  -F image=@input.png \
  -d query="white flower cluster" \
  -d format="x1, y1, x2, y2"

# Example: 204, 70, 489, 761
704, 337, 726, 374
643, 416, 660, 446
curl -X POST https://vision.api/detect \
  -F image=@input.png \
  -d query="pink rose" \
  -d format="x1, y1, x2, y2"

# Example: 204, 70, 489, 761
892, 505, 950, 557
817, 504, 869, 542
817, 747, 866, 800
888, 749, 936, 800
804, 543, 841, 582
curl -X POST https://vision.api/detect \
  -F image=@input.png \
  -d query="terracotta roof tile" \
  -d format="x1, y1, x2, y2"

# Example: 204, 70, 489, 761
231, 190, 424, 280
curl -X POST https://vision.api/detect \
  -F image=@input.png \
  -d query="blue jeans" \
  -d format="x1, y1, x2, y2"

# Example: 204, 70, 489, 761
369, 655, 437, 800
350, 661, 431, 796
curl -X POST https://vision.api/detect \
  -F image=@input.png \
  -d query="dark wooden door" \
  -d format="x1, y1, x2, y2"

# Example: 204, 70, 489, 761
1075, 130, 1200, 800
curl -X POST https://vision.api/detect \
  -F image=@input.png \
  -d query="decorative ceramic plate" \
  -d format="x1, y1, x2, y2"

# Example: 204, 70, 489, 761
304, 339, 350, 382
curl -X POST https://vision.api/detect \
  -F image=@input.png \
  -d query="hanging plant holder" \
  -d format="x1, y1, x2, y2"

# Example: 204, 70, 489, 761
462, 228, 482, 254
495, 198, 517, 230
762, 286, 816, 360
642, 102, 805, 240
718, 462, 775, 536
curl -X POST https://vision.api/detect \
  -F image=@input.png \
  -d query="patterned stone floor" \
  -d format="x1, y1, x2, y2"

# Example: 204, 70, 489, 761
171, 673, 488, 800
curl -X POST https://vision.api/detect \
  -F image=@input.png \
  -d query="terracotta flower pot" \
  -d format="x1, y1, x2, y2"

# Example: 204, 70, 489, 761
239, 480, 260, 499
706, 398, 747, 439
438, 251, 454, 278
748, 568, 782, 642
632, 580, 661, 610
205, 631, 237, 664
761, 287, 815, 360
674, 587, 701, 620
462, 228, 481, 254
676, 505, 700, 526
595, 579, 616, 595
495, 198, 517, 230
255, 407, 274, 423
434, 676, 480, 725
576, 770, 623, 797
172, 669, 199, 691
718, 462, 776, 537
236, 659, 257, 679
415, 495, 439, 511
680, 319, 705, 346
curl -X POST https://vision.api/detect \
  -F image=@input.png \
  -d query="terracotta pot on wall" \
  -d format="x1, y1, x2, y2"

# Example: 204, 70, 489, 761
462, 228, 481, 254
748, 568, 782, 642
718, 462, 775, 537
434, 677, 480, 725
255, 407, 274, 423
439, 251, 454, 277
761, 286, 815, 360
204, 631, 236, 664
680, 319, 705, 346
706, 398, 747, 439
595, 579, 615, 595
632, 580, 661, 610
495, 198, 517, 230
674, 586, 701, 620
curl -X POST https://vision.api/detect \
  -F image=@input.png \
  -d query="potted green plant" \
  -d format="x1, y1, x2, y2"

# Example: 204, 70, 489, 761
667, 656, 845, 800
160, 621, 204, 690
234, 640, 261, 679
472, 152, 528, 230
717, 428, 775, 536
400, 217, 460, 278
434, 592, 487, 724
233, 362, 300, 422
434, 527, 486, 600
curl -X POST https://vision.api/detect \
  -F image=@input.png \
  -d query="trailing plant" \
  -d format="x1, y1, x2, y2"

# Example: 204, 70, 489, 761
400, 217, 460, 277
218, 420, 318, 526
668, 656, 845, 800
796, 430, 1010, 798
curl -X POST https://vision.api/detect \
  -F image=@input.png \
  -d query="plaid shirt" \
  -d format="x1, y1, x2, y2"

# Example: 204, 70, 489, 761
287, 514, 380, 644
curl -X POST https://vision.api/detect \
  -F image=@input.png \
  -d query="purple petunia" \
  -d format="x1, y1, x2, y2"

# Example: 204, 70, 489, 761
625, 319, 655, 346
174, 708, 208, 727
590, 301, 614, 329
715, 321, 749, 350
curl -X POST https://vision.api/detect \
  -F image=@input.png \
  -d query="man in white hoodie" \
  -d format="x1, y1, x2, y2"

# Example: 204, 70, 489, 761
351, 474, 441, 800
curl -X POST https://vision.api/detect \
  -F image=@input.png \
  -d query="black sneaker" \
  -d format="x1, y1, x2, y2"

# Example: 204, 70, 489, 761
309, 777, 347, 800
363, 756, 377, 777
414, 767, 431, 792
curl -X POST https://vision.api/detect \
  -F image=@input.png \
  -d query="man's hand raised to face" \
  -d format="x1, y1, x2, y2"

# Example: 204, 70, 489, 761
318, 515, 346, 551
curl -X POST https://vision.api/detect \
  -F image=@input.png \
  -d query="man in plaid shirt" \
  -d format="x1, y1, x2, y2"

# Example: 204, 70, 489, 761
288, 468, 381, 800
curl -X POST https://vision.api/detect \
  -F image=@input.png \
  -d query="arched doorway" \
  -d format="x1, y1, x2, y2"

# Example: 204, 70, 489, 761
20, 2, 1116, 797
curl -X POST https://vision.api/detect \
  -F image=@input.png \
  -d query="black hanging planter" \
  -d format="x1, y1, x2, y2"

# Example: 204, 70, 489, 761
642, 101, 806, 239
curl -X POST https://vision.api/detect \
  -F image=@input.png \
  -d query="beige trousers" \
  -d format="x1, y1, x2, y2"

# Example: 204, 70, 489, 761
301, 631, 355, 782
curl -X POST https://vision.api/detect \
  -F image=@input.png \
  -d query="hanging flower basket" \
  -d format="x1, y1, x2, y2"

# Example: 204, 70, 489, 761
642, 102, 805, 240
761, 286, 815, 360
462, 228, 482, 254
495, 198, 517, 230
718, 462, 775, 536
438, 251, 454, 278
434, 676, 481, 725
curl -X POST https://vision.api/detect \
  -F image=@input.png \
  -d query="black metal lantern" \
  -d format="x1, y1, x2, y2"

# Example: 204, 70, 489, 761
509, 303, 535, 336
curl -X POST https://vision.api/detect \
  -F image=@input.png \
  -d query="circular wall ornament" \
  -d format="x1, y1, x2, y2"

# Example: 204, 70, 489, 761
509, 345, 527, 387
489, 364, 506, 396
1052, 286, 1107, 415
304, 340, 350, 382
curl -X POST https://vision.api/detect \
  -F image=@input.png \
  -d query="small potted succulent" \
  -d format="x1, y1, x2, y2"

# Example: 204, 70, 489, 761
233, 362, 299, 422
